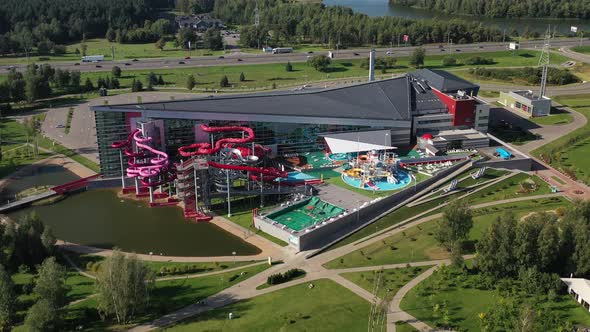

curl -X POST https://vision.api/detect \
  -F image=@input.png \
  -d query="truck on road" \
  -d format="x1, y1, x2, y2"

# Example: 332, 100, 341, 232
81, 55, 105, 62
272, 47, 293, 54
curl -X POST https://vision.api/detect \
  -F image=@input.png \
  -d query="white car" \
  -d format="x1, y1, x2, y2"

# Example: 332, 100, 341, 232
386, 51, 394, 55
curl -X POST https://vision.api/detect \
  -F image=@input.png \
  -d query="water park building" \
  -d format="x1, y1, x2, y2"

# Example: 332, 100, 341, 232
499, 90, 552, 118
91, 69, 490, 250
93, 69, 488, 178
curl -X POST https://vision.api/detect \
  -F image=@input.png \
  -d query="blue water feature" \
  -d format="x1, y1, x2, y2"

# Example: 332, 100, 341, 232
341, 170, 412, 191
496, 148, 512, 160
276, 171, 318, 183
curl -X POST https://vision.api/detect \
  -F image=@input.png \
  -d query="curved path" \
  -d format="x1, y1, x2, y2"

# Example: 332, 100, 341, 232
128, 193, 563, 332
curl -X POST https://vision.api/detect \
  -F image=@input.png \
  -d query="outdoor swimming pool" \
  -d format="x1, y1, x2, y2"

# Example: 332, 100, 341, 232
342, 170, 412, 191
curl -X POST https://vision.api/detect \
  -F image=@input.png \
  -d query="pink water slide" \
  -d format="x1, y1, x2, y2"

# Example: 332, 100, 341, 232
111, 129, 175, 186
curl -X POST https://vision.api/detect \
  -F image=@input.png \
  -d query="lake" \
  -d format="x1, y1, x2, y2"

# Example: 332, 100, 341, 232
323, 0, 590, 35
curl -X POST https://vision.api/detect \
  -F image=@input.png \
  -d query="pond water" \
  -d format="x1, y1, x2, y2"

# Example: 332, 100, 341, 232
8, 189, 261, 257
0, 164, 80, 202
324, 0, 590, 34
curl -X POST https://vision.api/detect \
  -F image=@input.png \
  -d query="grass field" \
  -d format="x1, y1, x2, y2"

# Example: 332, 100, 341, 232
530, 112, 574, 125
61, 263, 272, 331
65, 252, 260, 277
572, 45, 590, 54
325, 197, 569, 269
162, 279, 371, 332
341, 266, 430, 301
60, 50, 572, 93
400, 268, 590, 331
532, 94, 590, 184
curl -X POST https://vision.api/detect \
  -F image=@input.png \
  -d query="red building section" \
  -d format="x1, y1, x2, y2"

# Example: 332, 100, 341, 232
431, 89, 475, 127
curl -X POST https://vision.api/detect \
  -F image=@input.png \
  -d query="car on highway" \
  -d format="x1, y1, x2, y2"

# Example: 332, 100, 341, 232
95, 65, 102, 68
307, 51, 314, 54
132, 58, 138, 62
479, 46, 484, 48
218, 56, 224, 59
74, 63, 80, 66
386, 51, 394, 55
178, 61, 185, 64
125, 63, 131, 66
55, 124, 65, 129
353, 52, 359, 56
185, 56, 191, 60
440, 49, 445, 52
456, 49, 461, 52
237, 58, 243, 62
5, 66, 16, 70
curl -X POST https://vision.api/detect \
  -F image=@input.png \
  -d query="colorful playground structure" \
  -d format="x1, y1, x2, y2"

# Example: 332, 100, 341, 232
337, 150, 411, 191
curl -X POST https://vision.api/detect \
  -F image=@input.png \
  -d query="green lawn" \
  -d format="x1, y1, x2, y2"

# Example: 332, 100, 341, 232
396, 321, 419, 332
74, 50, 570, 92
325, 197, 569, 269
65, 252, 259, 278
469, 173, 551, 204
64, 263, 272, 331
530, 112, 574, 126
532, 94, 590, 185
400, 268, 590, 331
572, 46, 590, 54
162, 279, 371, 332
341, 266, 430, 301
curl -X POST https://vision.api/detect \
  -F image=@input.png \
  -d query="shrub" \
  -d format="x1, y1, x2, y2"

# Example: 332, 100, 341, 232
266, 269, 306, 285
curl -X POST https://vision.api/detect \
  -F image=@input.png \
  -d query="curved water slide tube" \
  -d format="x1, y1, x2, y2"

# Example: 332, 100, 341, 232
111, 130, 145, 158
178, 124, 256, 157
207, 161, 288, 181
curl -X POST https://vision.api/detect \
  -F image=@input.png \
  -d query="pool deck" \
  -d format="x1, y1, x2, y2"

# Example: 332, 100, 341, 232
314, 182, 373, 211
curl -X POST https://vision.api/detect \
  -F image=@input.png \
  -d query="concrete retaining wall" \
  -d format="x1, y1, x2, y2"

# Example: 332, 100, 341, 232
474, 158, 532, 171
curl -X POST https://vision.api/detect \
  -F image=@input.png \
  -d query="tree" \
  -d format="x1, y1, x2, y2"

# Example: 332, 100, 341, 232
436, 201, 473, 251
111, 66, 122, 78
146, 72, 158, 86
186, 74, 195, 90
105, 28, 116, 42
442, 56, 457, 66
40, 227, 56, 256
95, 250, 154, 324
0, 264, 15, 331
157, 75, 165, 85
80, 43, 88, 56
155, 37, 166, 51
220, 75, 229, 88
203, 28, 223, 51
84, 78, 94, 92
410, 47, 426, 68
33, 257, 68, 308
307, 55, 331, 72
131, 79, 143, 92
239, 72, 245, 82
476, 212, 517, 278
286, 61, 293, 72
24, 299, 60, 332
176, 28, 197, 49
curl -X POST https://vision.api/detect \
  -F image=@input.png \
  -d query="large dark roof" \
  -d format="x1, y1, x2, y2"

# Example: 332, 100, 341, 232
410, 69, 479, 93
96, 77, 413, 122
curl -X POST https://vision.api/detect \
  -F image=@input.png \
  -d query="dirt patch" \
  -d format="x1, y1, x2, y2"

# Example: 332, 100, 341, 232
520, 210, 557, 222
425, 246, 450, 260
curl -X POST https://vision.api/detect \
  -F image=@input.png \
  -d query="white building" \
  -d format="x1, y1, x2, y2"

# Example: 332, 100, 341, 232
561, 278, 590, 312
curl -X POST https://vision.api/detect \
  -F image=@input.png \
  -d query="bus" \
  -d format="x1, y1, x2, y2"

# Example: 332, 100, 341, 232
81, 55, 105, 62
272, 47, 293, 54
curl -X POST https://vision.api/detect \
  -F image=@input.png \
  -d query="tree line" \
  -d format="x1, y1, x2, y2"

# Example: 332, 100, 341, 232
389, 0, 590, 19
212, 0, 506, 48
0, 0, 173, 56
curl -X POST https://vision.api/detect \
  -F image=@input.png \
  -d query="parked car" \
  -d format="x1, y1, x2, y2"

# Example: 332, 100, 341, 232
55, 124, 65, 128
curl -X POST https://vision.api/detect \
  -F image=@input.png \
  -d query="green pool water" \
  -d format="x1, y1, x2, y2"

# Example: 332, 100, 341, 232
9, 189, 260, 257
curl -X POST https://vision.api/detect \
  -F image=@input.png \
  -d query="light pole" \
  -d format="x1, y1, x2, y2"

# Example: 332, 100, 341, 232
232, 251, 236, 265
226, 169, 231, 217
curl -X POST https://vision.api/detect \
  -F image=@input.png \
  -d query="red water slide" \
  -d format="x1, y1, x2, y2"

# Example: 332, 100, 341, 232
207, 161, 288, 180
178, 124, 255, 157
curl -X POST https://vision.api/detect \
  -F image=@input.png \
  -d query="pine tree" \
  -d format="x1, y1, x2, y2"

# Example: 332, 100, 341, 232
239, 72, 245, 82
286, 61, 293, 72
220, 75, 229, 88
186, 74, 195, 91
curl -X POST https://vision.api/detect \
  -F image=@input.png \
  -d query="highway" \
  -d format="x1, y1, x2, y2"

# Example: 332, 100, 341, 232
1, 38, 589, 74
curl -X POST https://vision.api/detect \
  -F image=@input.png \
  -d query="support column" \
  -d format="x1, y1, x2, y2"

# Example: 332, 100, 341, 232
194, 165, 199, 212
226, 169, 231, 217
119, 149, 125, 188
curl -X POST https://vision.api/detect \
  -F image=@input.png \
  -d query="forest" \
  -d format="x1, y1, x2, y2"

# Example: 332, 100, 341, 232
213, 0, 505, 48
0, 0, 173, 55
389, 0, 590, 19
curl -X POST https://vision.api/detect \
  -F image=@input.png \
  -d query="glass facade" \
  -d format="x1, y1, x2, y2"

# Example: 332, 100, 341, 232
95, 111, 395, 177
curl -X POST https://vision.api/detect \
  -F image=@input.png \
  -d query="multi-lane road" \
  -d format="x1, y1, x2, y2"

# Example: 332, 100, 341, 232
2, 38, 589, 74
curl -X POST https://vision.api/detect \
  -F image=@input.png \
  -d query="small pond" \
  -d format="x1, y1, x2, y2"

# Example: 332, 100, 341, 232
9, 189, 261, 257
